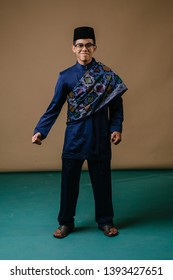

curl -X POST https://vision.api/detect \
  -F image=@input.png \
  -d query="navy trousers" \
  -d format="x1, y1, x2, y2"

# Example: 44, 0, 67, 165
58, 158, 114, 228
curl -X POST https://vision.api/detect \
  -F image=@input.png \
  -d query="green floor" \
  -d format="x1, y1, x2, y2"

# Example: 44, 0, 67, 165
0, 170, 173, 260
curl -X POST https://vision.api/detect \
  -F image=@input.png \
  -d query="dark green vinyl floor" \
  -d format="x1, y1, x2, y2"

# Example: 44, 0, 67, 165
0, 170, 173, 260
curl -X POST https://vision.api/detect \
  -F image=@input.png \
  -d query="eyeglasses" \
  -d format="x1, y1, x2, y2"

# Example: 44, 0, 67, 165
74, 43, 95, 50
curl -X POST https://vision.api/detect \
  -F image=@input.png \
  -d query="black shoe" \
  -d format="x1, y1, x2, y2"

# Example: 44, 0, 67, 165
98, 224, 118, 237
53, 225, 74, 238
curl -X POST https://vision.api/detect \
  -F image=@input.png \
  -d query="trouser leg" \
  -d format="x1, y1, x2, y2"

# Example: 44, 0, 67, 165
58, 158, 84, 227
87, 159, 114, 226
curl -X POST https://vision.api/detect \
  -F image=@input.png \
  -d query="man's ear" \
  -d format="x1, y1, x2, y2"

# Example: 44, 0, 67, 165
72, 44, 76, 53
93, 45, 97, 52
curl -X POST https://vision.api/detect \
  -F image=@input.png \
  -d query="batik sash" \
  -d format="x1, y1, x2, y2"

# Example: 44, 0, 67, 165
67, 62, 127, 123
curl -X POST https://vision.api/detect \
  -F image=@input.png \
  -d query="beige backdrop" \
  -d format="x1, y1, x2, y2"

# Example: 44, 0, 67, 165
0, 0, 173, 172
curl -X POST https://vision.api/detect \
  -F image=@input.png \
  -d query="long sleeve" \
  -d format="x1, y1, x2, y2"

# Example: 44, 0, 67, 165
34, 74, 68, 139
109, 95, 124, 133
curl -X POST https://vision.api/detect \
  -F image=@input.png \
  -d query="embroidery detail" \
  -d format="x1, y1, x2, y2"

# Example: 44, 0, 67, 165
67, 62, 127, 122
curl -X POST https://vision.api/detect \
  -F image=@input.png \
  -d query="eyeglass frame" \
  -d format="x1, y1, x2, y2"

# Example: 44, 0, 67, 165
74, 42, 96, 50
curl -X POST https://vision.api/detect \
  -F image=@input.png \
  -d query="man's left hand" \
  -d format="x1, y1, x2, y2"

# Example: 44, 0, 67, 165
110, 131, 122, 145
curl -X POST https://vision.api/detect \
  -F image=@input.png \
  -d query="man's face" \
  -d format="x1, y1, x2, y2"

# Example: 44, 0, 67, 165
72, 39, 97, 65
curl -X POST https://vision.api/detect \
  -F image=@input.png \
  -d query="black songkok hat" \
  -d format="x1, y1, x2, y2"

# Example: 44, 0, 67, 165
73, 26, 96, 44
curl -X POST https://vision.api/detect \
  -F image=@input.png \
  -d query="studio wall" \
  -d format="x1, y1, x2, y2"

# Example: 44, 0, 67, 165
0, 0, 173, 171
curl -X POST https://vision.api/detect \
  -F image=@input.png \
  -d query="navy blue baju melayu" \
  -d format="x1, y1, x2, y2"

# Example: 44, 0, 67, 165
34, 58, 126, 227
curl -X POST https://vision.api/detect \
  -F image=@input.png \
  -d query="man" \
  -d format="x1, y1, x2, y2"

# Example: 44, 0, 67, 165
32, 27, 127, 238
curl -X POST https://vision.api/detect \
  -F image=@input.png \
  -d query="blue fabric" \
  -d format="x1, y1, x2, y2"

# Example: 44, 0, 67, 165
34, 59, 125, 160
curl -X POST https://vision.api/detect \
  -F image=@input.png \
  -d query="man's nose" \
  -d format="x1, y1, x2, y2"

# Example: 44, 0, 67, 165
82, 45, 88, 50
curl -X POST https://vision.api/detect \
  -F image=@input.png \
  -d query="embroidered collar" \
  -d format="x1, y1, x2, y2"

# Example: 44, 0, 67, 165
75, 58, 96, 70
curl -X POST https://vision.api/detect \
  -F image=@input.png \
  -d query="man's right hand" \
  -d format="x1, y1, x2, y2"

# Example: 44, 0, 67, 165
32, 132, 42, 145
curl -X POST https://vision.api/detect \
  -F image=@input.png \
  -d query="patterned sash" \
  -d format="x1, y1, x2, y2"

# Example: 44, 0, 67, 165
67, 62, 127, 123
